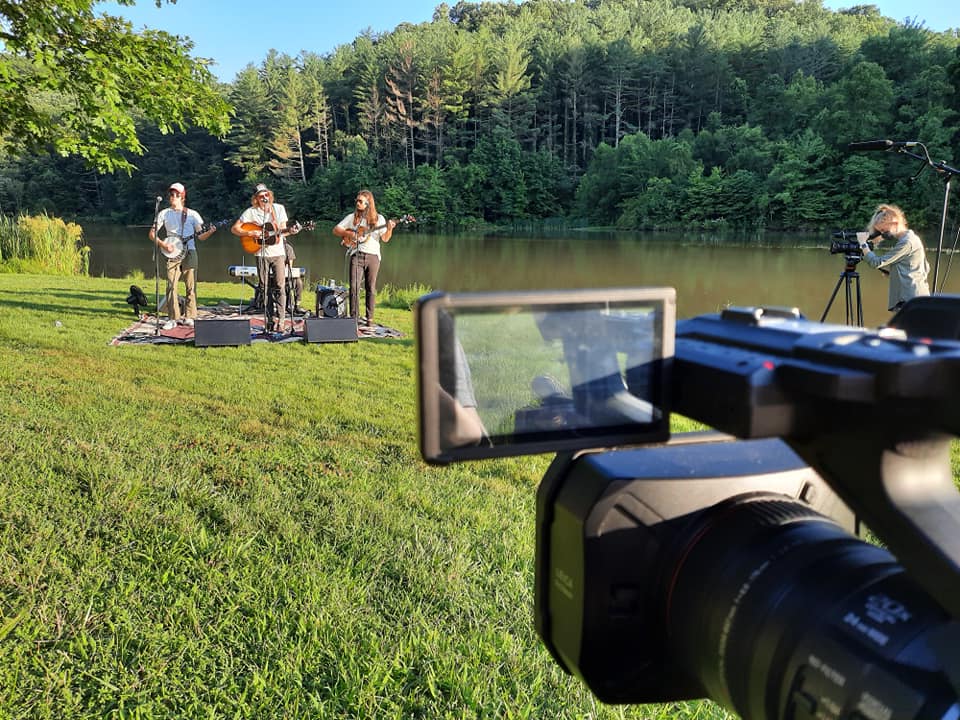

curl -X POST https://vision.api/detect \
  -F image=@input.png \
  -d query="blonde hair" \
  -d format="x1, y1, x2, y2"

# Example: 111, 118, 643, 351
867, 204, 907, 234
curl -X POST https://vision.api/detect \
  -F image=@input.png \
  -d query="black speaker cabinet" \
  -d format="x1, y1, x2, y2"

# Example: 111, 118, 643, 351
315, 286, 348, 318
888, 295, 960, 340
305, 317, 357, 343
194, 319, 251, 347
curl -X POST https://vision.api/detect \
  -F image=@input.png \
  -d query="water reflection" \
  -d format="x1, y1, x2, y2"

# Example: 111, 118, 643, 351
84, 223, 959, 329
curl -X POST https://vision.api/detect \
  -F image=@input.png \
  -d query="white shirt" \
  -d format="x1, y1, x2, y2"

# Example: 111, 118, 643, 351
155, 207, 204, 251
337, 212, 387, 258
239, 203, 289, 258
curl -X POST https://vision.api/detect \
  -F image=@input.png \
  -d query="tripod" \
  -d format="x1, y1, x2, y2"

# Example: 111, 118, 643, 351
820, 255, 864, 327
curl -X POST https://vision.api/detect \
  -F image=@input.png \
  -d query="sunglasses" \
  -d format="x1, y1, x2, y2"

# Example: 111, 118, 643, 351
258, 194, 270, 201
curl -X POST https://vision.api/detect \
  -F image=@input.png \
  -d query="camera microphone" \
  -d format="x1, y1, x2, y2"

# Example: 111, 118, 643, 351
847, 139, 919, 151
868, 229, 881, 240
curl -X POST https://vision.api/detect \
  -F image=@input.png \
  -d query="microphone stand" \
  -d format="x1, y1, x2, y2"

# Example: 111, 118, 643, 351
931, 163, 960, 294
891, 144, 960, 293
152, 195, 163, 336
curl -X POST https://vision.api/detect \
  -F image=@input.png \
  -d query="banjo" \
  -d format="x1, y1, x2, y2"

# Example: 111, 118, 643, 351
159, 219, 232, 261
160, 235, 187, 262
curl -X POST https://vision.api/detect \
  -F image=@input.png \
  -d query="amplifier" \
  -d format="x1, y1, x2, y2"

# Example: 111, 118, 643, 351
315, 285, 348, 318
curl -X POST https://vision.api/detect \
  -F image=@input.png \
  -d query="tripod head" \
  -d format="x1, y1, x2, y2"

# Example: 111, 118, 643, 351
841, 253, 862, 272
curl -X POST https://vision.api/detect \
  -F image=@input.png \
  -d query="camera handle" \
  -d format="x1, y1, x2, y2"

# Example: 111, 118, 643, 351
787, 428, 960, 618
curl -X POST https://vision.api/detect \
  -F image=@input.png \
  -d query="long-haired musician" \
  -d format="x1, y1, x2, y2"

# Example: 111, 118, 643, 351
332, 189, 396, 326
149, 182, 217, 330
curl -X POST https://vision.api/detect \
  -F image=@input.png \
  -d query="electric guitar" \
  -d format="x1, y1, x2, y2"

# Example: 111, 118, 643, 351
239, 220, 315, 255
340, 214, 416, 249
160, 218, 233, 261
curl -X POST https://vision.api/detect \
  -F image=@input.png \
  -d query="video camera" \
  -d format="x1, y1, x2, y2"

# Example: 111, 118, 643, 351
415, 289, 960, 719
830, 229, 876, 259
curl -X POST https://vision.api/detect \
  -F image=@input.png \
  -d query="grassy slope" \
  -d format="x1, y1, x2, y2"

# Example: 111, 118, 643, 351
0, 274, 733, 719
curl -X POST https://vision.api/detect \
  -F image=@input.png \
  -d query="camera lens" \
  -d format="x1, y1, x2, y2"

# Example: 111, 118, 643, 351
663, 494, 958, 719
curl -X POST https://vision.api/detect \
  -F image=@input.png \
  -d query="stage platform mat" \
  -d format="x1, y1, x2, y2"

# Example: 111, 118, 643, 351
111, 303, 403, 346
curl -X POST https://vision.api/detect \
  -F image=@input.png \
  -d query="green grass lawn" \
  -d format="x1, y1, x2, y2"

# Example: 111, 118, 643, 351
3, 273, 955, 719
0, 274, 735, 719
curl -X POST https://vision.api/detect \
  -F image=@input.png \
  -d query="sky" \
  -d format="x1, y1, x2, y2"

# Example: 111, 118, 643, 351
99, 0, 452, 81
101, 0, 959, 83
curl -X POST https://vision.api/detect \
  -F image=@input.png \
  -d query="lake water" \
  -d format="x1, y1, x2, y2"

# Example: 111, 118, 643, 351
83, 223, 960, 330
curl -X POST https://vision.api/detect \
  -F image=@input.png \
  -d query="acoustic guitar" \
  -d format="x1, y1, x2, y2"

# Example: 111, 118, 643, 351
160, 218, 233, 261
340, 214, 416, 249
238, 220, 315, 254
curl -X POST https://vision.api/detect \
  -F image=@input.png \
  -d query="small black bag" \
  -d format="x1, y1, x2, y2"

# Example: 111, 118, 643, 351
126, 284, 150, 315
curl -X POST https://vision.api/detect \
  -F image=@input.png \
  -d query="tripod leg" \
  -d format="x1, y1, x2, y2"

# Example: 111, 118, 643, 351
820, 273, 846, 323
854, 273, 863, 327
845, 274, 854, 326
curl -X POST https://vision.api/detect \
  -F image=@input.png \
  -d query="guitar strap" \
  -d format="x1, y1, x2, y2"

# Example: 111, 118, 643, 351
257, 204, 280, 244
270, 205, 280, 238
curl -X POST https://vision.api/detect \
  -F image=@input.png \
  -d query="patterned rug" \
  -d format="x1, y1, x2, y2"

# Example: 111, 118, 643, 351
110, 302, 403, 346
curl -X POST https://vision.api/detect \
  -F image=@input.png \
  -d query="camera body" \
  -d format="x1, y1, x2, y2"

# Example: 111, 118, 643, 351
415, 292, 960, 719
830, 229, 874, 259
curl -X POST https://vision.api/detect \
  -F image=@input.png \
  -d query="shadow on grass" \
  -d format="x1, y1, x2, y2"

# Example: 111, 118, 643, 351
0, 295, 136, 319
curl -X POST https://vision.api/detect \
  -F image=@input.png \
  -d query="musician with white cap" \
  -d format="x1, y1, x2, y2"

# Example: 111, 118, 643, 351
148, 182, 218, 330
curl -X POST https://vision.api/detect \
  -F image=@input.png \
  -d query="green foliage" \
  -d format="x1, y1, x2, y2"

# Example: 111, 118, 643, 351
379, 281, 434, 309
0, 0, 230, 173
1, 0, 959, 232
469, 127, 528, 221
0, 213, 88, 275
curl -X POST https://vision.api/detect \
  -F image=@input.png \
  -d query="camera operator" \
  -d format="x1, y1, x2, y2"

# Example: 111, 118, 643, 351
437, 310, 488, 450
857, 203, 930, 312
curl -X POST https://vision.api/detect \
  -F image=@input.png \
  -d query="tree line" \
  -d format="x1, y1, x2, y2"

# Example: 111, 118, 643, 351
1, 0, 959, 233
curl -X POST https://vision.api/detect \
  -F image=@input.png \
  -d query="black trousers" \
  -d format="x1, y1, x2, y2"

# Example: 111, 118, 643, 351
257, 254, 287, 327
349, 251, 380, 322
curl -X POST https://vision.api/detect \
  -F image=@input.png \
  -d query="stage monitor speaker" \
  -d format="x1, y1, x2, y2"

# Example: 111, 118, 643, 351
305, 317, 357, 343
194, 319, 251, 347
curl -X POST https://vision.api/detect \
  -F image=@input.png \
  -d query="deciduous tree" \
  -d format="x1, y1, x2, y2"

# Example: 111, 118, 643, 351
0, 0, 229, 172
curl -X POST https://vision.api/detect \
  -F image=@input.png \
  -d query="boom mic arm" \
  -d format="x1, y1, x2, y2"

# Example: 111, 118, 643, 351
848, 139, 920, 151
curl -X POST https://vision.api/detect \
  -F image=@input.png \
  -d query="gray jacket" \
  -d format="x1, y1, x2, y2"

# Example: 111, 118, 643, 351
863, 229, 930, 310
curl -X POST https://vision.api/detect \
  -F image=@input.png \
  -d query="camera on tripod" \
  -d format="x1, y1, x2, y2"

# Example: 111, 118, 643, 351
829, 229, 874, 258
415, 289, 960, 719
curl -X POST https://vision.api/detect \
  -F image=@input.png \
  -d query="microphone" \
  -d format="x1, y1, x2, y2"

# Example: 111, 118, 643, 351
156, 196, 163, 202
847, 139, 919, 151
